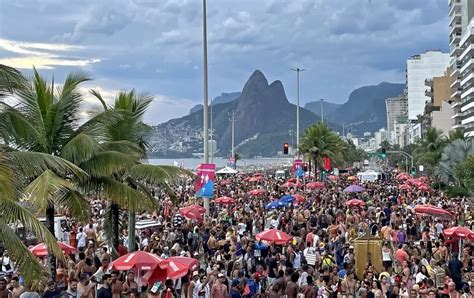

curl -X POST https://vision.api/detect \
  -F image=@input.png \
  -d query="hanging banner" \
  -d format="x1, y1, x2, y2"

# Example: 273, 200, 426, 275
195, 163, 216, 193
227, 157, 236, 169
322, 157, 331, 171
293, 159, 304, 177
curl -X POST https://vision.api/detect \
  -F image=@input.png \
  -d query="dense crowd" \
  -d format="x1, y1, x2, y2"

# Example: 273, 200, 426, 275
0, 168, 473, 298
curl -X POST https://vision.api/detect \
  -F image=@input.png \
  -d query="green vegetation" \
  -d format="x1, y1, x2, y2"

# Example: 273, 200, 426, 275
0, 64, 189, 282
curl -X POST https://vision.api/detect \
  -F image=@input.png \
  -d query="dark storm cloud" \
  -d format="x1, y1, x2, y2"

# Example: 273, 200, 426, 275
0, 0, 450, 124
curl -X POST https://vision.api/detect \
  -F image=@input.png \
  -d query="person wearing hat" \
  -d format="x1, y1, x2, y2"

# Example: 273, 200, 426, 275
187, 271, 201, 298
211, 273, 227, 298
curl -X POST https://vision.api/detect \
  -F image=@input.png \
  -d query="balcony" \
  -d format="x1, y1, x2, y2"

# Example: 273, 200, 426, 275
452, 99, 462, 108
450, 32, 462, 46
449, 21, 462, 37
459, 44, 474, 61
461, 72, 474, 87
452, 87, 463, 98
449, 0, 461, 16
460, 58, 474, 74
461, 86, 474, 99
450, 76, 461, 89
424, 78, 433, 87
425, 89, 433, 97
450, 11, 461, 27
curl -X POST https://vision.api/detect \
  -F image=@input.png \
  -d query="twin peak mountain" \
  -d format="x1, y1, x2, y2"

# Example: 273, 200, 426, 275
149, 70, 404, 158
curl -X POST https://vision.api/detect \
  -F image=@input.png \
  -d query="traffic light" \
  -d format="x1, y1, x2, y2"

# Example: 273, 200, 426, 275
410, 166, 416, 175
283, 143, 289, 155
381, 148, 386, 159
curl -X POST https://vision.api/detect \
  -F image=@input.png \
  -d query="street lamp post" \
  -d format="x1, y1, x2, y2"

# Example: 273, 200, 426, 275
291, 68, 305, 156
202, 0, 210, 215
320, 99, 324, 123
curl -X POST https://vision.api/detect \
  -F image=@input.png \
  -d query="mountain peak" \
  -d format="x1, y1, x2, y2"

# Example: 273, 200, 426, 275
241, 70, 269, 97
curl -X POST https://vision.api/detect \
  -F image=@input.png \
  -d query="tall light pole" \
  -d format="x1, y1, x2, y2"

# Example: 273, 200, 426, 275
202, 0, 210, 215
320, 99, 324, 123
229, 110, 236, 158
291, 68, 305, 156
210, 102, 213, 163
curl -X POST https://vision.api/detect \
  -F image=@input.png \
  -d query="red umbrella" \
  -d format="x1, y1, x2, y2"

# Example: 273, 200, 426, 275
30, 242, 76, 257
444, 227, 474, 239
414, 205, 454, 219
417, 184, 430, 191
220, 179, 231, 186
292, 194, 305, 204
109, 251, 163, 271
287, 178, 297, 183
306, 182, 325, 189
252, 172, 263, 177
215, 196, 235, 205
345, 199, 365, 207
179, 204, 206, 216
249, 176, 264, 182
142, 257, 200, 284
179, 208, 203, 221
294, 181, 304, 188
399, 184, 411, 190
248, 189, 265, 196
256, 229, 293, 245
328, 175, 338, 181
282, 181, 295, 188
396, 173, 411, 180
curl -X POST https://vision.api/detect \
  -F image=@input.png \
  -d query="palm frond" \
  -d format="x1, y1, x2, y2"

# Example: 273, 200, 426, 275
8, 151, 86, 180
0, 153, 16, 200
126, 164, 192, 185
101, 141, 145, 158
80, 151, 137, 177
56, 189, 90, 223
89, 89, 109, 110
24, 170, 76, 212
60, 133, 102, 165
1, 108, 44, 150
0, 64, 27, 97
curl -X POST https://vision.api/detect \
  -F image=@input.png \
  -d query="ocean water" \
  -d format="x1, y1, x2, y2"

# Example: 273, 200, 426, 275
147, 157, 293, 170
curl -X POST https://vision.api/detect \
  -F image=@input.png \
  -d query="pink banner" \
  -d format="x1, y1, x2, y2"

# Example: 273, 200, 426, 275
195, 163, 216, 192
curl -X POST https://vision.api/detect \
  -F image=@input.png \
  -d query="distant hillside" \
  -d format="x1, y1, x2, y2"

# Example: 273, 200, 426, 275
304, 101, 341, 118
326, 82, 405, 135
188, 92, 241, 115
149, 70, 324, 158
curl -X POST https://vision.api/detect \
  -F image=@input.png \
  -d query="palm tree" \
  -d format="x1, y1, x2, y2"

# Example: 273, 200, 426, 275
413, 128, 446, 172
435, 139, 474, 185
299, 123, 344, 179
448, 128, 465, 142
90, 89, 190, 252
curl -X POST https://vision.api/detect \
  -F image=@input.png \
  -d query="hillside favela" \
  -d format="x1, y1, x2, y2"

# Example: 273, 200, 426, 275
1, 1, 474, 297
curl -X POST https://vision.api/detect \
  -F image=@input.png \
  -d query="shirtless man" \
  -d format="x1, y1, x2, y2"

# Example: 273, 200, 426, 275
110, 271, 123, 298
207, 230, 218, 257
86, 224, 96, 246
9, 277, 23, 298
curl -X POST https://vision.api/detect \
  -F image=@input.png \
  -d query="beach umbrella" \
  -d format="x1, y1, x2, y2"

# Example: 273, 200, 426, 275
220, 179, 231, 186
109, 251, 163, 271
249, 189, 265, 196
256, 229, 293, 245
347, 176, 358, 181
252, 172, 263, 177
292, 194, 305, 204
215, 196, 235, 205
249, 176, 264, 182
282, 181, 295, 188
398, 184, 411, 190
345, 199, 365, 207
179, 208, 203, 221
328, 175, 339, 181
287, 178, 297, 183
396, 173, 411, 180
306, 182, 325, 189
279, 195, 295, 204
343, 185, 365, 193
30, 242, 76, 257
444, 227, 474, 239
142, 256, 200, 284
417, 184, 430, 191
413, 204, 454, 219
265, 200, 287, 210
179, 204, 206, 215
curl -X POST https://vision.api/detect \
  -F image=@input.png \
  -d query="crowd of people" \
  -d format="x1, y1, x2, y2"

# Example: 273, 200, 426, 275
0, 167, 473, 298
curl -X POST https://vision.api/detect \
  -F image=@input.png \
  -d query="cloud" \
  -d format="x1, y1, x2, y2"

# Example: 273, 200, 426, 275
0, 0, 450, 124
0, 38, 100, 69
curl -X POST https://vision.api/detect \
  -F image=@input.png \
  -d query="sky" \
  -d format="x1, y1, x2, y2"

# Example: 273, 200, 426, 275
0, 0, 449, 125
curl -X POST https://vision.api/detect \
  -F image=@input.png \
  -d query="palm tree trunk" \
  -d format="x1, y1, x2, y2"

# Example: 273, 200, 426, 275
110, 203, 119, 250
315, 158, 318, 181
127, 209, 136, 253
45, 203, 56, 280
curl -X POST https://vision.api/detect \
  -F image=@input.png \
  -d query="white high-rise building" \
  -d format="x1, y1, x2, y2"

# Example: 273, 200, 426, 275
449, 0, 474, 137
406, 50, 450, 120
386, 94, 408, 143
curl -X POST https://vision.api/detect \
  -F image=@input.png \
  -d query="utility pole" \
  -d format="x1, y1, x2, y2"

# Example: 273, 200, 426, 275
320, 99, 324, 123
210, 102, 213, 163
202, 0, 210, 215
291, 68, 305, 156
342, 122, 345, 138
229, 110, 236, 158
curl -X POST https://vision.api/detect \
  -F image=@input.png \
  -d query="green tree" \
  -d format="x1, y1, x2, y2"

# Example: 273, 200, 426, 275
91, 89, 190, 252
448, 128, 465, 142
454, 154, 474, 195
299, 123, 344, 179
413, 128, 446, 173
435, 139, 474, 185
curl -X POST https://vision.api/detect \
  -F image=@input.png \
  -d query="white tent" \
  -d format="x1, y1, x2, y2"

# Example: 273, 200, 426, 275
216, 167, 238, 175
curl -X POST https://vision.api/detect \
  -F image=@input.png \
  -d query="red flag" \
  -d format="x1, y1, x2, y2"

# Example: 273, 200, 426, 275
195, 163, 216, 192
322, 157, 331, 171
